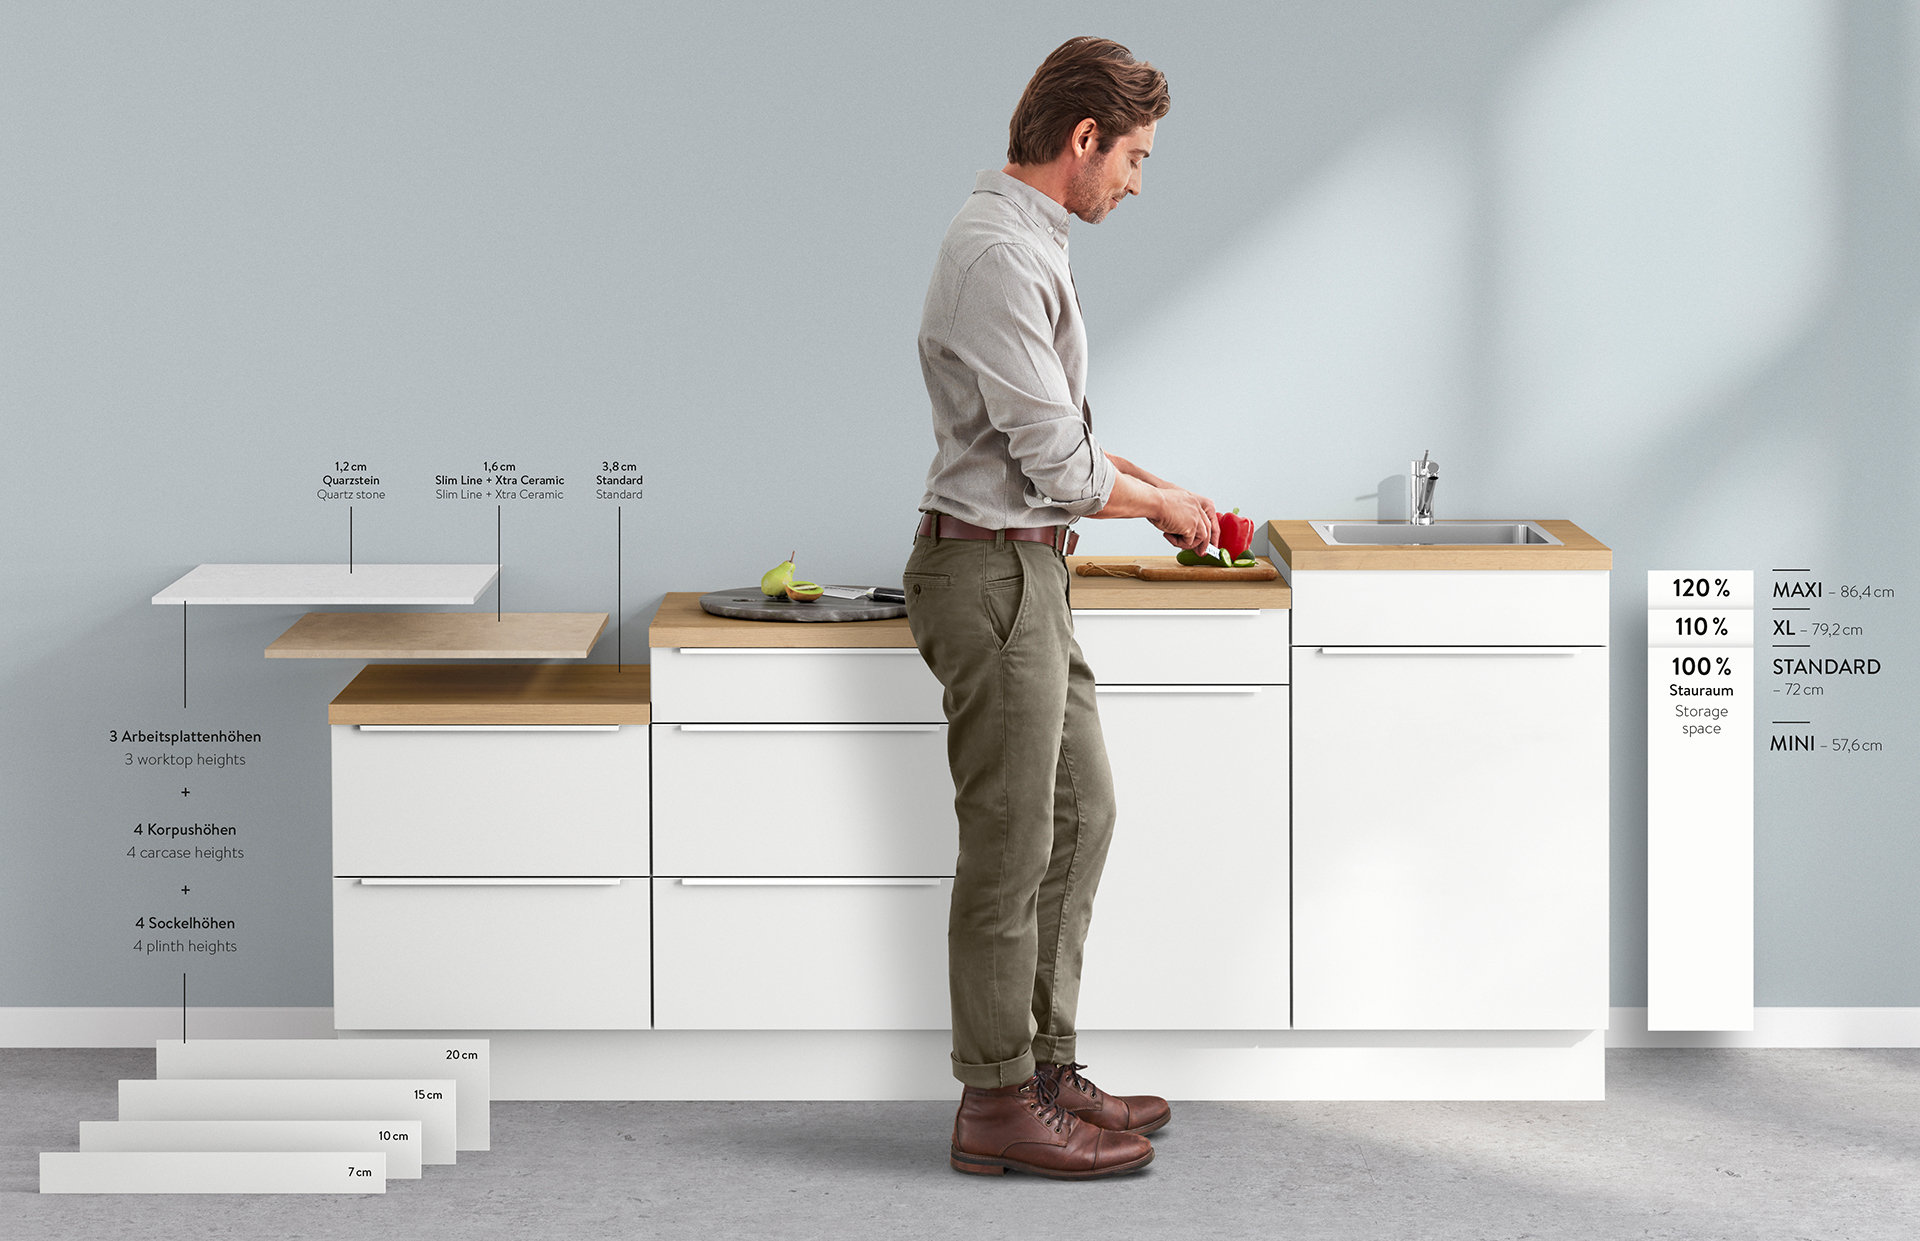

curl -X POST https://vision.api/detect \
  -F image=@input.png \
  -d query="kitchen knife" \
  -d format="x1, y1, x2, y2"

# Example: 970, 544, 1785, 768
821, 585, 908, 604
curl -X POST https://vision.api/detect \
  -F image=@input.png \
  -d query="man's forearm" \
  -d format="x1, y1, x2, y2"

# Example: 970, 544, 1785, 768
1087, 471, 1166, 521
1088, 457, 1219, 549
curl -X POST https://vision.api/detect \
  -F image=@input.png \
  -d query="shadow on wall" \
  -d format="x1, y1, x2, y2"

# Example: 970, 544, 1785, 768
1075, 0, 1841, 553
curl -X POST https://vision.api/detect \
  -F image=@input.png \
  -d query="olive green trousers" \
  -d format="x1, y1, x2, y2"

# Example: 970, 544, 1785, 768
903, 533, 1117, 1088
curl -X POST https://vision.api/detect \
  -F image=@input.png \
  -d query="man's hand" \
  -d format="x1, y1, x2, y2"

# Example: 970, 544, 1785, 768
1151, 487, 1219, 551
1089, 466, 1221, 550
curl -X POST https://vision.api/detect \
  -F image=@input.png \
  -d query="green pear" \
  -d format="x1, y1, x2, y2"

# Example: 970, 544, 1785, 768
760, 551, 796, 597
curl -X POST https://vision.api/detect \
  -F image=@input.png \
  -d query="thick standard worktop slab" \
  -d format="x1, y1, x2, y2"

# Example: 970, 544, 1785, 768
267, 612, 607, 659
651, 593, 915, 648
153, 564, 499, 605
330, 664, 650, 725
651, 561, 1290, 650
1268, 520, 1611, 571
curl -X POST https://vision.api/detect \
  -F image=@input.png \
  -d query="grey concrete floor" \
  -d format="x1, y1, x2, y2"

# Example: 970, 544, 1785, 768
2, 1049, 1916, 1240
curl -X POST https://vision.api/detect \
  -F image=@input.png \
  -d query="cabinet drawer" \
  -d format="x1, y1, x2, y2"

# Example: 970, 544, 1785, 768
652, 725, 956, 875
1078, 686, 1290, 1029
649, 647, 943, 723
1287, 570, 1609, 646
1071, 609, 1288, 684
652, 878, 950, 1029
331, 725, 647, 876
332, 878, 649, 1030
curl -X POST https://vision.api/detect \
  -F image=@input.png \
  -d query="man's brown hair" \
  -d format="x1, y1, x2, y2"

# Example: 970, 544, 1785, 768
1007, 37, 1170, 166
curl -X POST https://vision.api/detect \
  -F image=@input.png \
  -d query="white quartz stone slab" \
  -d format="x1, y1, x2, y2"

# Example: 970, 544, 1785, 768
40, 1150, 385, 1194
117, 1078, 457, 1164
156, 1038, 489, 1151
80, 1119, 422, 1178
152, 564, 498, 606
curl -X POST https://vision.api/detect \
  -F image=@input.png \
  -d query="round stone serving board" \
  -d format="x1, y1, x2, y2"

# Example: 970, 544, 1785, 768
699, 587, 908, 623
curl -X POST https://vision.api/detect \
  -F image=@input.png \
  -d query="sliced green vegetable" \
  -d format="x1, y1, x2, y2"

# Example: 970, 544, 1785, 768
1176, 549, 1202, 566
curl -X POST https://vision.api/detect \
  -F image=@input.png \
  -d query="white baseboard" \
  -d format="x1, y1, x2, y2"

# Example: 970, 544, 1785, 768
1608, 1007, 1920, 1047
10, 1007, 1920, 1053
0, 1008, 335, 1047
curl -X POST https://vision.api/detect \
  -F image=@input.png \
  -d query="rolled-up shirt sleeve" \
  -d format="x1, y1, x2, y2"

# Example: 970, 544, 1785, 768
945, 244, 1117, 518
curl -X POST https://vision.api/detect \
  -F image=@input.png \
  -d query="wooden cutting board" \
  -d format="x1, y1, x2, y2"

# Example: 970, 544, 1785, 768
1076, 561, 1279, 582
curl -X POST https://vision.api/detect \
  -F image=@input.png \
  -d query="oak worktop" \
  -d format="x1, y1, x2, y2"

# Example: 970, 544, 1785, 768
329, 663, 650, 725
650, 561, 1291, 650
1267, 520, 1611, 571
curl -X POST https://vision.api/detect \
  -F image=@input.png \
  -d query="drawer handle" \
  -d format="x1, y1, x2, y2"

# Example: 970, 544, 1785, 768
677, 877, 945, 887
1094, 685, 1262, 695
1073, 609, 1260, 617
356, 725, 623, 732
1314, 647, 1588, 656
356, 877, 624, 886
676, 647, 920, 655
675, 724, 942, 733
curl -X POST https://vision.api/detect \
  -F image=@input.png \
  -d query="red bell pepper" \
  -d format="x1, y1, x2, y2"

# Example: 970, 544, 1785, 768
1217, 508, 1255, 561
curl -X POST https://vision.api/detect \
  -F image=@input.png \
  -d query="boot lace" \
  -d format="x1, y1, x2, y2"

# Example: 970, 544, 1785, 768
1040, 1061, 1102, 1102
1020, 1072, 1074, 1133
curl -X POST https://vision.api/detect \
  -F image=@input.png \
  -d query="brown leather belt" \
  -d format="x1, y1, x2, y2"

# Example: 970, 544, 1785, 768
916, 512, 1078, 555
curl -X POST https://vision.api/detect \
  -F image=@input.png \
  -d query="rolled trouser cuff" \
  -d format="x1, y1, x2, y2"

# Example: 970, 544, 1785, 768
951, 1049, 1036, 1089
1030, 1034, 1077, 1066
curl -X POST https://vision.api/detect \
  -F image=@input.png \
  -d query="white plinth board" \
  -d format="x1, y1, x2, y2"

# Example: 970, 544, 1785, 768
335, 1029, 1605, 1101
0, 1006, 334, 1046
152, 563, 498, 606
117, 1078, 457, 1165
156, 1038, 489, 1151
79, 1119, 422, 1178
41, 1151, 385, 1194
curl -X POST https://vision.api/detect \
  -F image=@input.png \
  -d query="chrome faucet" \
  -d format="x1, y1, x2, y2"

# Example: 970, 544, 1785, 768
1410, 450, 1439, 525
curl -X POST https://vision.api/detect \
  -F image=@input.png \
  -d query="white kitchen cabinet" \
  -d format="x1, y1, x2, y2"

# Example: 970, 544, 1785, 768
649, 647, 942, 723
1077, 685, 1290, 1029
1071, 609, 1289, 683
651, 878, 951, 1029
651, 723, 956, 876
332, 725, 648, 876
332, 878, 650, 1029
1291, 645, 1608, 1029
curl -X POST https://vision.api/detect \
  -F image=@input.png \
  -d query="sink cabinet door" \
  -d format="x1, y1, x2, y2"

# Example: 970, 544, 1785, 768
1076, 685, 1290, 1029
1291, 646, 1608, 1029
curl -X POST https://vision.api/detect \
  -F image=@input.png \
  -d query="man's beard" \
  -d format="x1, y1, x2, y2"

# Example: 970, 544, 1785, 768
1065, 154, 1116, 223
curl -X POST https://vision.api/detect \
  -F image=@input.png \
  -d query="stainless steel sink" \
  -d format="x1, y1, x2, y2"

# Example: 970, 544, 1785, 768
1310, 520, 1563, 546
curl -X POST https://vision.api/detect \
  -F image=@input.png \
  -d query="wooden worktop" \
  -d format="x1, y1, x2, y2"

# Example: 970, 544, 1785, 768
267, 612, 608, 659
1267, 520, 1612, 571
329, 663, 651, 725
650, 593, 916, 648
651, 562, 1290, 650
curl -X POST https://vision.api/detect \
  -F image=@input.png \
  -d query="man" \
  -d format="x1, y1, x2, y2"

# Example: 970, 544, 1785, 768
905, 36, 1219, 1180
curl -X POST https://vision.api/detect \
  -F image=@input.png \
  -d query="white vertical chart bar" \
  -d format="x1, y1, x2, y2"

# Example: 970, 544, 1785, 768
1647, 571, 1754, 1031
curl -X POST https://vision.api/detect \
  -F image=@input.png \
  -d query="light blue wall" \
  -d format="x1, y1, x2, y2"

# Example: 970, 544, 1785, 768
2, 0, 1912, 1009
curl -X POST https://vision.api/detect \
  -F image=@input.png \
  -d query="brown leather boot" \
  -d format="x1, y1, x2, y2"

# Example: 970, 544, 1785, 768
1036, 1062, 1171, 1136
950, 1074, 1154, 1179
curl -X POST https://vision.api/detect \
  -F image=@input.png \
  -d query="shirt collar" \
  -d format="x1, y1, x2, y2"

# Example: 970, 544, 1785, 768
973, 168, 1072, 249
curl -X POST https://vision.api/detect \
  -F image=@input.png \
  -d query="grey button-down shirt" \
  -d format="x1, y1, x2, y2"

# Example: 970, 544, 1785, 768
917, 170, 1117, 529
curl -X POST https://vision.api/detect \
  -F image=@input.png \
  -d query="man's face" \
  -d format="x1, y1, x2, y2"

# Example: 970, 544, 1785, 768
1065, 121, 1155, 224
